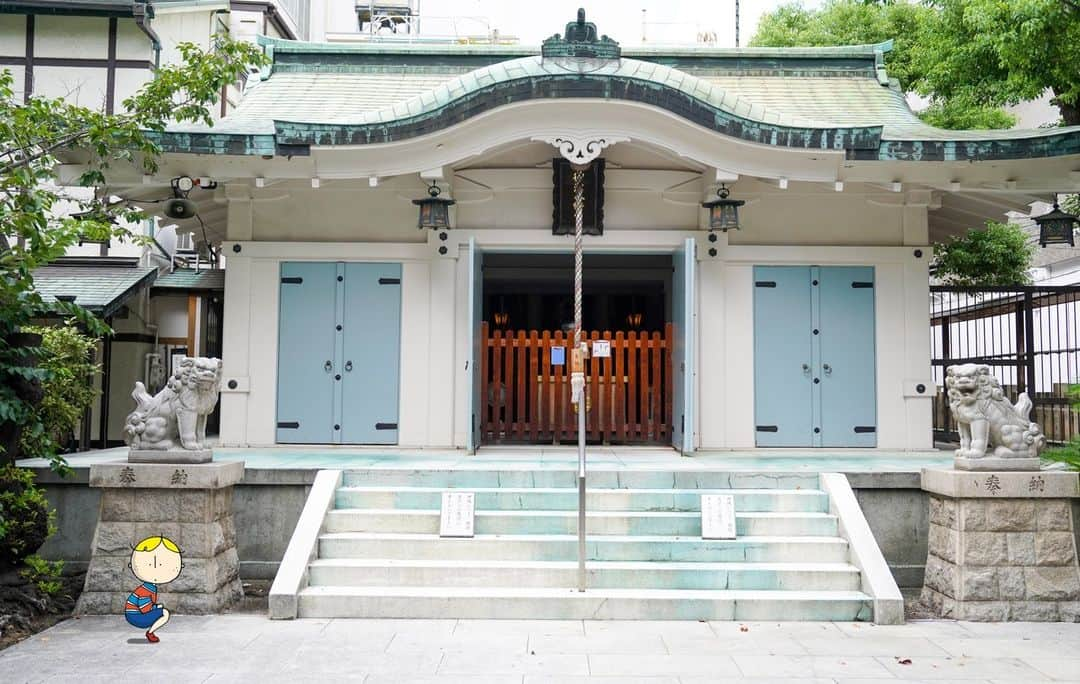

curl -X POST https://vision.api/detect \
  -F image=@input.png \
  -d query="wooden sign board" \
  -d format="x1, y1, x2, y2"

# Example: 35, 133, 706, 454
701, 494, 736, 540
592, 340, 611, 358
440, 491, 475, 538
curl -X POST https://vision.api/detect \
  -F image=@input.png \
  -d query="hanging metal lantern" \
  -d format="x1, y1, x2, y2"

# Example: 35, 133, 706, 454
1034, 202, 1078, 247
412, 182, 455, 230
701, 184, 745, 232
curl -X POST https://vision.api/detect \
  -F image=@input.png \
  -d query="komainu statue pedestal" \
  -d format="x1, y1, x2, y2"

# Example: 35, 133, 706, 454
919, 468, 1080, 622
76, 356, 242, 615
75, 460, 245, 615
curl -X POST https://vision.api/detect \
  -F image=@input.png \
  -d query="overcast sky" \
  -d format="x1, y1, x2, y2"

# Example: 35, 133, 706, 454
415, 1, 825, 47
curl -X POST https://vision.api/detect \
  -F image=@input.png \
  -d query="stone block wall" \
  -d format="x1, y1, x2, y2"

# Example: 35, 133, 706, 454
76, 484, 243, 614
922, 494, 1080, 621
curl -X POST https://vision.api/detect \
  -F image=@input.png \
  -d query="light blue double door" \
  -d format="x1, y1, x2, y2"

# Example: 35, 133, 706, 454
753, 265, 877, 447
276, 262, 402, 445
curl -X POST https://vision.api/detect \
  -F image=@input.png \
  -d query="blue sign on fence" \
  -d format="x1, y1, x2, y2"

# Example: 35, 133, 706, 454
550, 346, 566, 366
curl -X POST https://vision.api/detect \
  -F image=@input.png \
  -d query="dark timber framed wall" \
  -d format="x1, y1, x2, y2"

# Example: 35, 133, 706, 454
0, 12, 153, 111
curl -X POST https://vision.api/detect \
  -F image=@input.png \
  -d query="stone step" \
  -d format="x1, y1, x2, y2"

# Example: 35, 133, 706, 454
306, 558, 863, 591
341, 469, 820, 490
324, 509, 839, 537
334, 487, 829, 513
317, 532, 851, 563
296, 585, 874, 621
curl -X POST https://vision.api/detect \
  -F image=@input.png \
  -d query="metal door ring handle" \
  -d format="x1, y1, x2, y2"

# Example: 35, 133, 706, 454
324, 360, 332, 372
823, 363, 832, 374
345, 361, 353, 372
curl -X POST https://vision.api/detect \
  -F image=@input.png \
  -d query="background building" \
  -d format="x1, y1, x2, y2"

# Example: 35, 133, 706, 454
0, 0, 305, 447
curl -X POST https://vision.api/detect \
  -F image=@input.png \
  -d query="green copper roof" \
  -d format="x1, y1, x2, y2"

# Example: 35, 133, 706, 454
32, 261, 157, 318
152, 268, 224, 292
157, 35, 1080, 162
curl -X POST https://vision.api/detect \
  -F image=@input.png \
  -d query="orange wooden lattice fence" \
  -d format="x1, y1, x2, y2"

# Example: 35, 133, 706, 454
480, 323, 673, 445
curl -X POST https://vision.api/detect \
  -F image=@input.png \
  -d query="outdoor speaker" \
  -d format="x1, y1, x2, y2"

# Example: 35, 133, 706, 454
163, 197, 198, 220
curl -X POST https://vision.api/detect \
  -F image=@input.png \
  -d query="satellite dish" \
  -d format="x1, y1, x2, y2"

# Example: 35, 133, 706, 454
156, 224, 177, 257
163, 197, 198, 220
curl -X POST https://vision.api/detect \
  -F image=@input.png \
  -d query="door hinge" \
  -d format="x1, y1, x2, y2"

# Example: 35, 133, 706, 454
378, 278, 401, 285
854, 426, 876, 433
754, 281, 777, 288
755, 425, 779, 432
851, 282, 874, 289
280, 277, 303, 284
375, 422, 398, 430
277, 421, 300, 429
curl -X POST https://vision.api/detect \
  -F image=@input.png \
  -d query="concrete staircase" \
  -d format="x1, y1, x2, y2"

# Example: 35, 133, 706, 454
271, 467, 901, 622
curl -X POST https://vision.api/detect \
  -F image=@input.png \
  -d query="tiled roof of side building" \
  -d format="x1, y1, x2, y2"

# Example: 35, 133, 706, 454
151, 268, 225, 292
32, 261, 158, 318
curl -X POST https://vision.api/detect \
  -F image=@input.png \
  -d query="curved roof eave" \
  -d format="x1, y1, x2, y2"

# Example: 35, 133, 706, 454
154, 53, 1080, 163
271, 57, 884, 154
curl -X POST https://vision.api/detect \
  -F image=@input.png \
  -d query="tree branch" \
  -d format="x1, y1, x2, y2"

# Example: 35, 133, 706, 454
0, 91, 207, 176
0, 129, 92, 176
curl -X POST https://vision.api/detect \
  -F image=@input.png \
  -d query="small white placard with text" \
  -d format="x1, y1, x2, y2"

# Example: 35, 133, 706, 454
701, 494, 736, 540
440, 491, 475, 538
592, 340, 611, 358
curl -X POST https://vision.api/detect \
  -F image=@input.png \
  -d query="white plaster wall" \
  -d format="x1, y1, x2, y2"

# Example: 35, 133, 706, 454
702, 245, 933, 451
113, 68, 152, 112
115, 18, 151, 61
154, 11, 215, 67
34, 16, 108, 59
248, 183, 427, 243
220, 178, 933, 451
229, 10, 265, 43
154, 295, 190, 339
33, 66, 108, 110
0, 15, 26, 55
218, 241, 451, 448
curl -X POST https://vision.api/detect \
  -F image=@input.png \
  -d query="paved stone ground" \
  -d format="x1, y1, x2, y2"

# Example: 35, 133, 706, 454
1, 615, 1079, 683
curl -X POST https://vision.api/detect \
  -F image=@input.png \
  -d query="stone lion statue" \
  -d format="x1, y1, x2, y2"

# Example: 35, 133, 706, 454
124, 357, 222, 451
946, 363, 1045, 460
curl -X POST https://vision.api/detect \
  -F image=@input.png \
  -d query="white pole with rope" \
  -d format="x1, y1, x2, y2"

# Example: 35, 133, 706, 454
570, 165, 587, 593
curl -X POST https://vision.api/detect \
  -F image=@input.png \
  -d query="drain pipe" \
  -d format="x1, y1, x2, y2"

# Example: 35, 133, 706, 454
133, 2, 161, 69
571, 166, 587, 593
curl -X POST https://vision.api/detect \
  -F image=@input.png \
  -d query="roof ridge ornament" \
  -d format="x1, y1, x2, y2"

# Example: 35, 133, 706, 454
542, 8, 621, 61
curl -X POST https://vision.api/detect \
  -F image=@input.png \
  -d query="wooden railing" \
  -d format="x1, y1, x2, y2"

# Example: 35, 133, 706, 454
480, 323, 673, 445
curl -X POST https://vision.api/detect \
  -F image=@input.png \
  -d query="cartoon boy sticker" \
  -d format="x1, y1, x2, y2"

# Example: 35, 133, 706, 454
125, 535, 183, 643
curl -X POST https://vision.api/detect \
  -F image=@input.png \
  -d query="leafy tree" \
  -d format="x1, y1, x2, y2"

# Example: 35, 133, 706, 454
18, 325, 100, 471
1062, 194, 1080, 217
931, 221, 1035, 287
913, 0, 1080, 127
917, 95, 1017, 131
0, 36, 269, 471
750, 0, 1021, 130
751, 0, 929, 87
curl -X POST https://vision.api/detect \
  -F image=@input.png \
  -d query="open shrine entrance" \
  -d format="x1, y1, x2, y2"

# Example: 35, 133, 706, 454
475, 252, 686, 447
